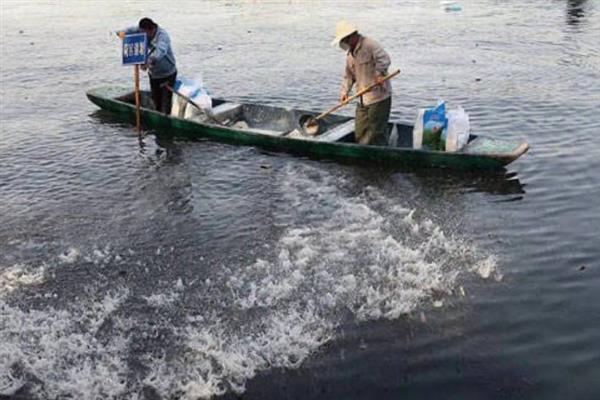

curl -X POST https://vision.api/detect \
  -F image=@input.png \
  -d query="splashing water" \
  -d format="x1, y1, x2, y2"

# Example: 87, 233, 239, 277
0, 290, 130, 398
0, 165, 498, 399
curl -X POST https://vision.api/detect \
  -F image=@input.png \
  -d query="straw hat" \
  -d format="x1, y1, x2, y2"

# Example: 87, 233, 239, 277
331, 21, 358, 46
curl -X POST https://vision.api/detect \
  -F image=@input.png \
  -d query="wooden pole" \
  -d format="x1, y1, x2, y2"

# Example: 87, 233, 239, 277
313, 69, 400, 122
134, 64, 141, 135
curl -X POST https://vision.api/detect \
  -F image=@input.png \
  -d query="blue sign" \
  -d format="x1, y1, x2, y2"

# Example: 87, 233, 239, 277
122, 33, 148, 65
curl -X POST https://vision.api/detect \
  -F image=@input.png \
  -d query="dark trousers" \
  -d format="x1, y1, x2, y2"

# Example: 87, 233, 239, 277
149, 72, 177, 115
355, 96, 392, 145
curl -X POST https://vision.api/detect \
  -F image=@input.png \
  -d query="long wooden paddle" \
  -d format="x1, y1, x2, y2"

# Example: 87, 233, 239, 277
161, 83, 223, 125
302, 69, 400, 135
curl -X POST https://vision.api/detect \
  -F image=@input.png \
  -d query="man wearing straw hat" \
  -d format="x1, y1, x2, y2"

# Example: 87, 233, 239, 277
332, 21, 392, 145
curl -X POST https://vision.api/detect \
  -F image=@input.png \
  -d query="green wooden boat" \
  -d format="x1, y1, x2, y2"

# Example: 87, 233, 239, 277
86, 86, 529, 170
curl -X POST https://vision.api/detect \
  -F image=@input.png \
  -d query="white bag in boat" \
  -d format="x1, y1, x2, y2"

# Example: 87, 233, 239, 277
184, 91, 212, 119
170, 77, 212, 119
171, 91, 187, 118
412, 108, 425, 149
388, 124, 399, 147
445, 106, 470, 152
413, 100, 447, 150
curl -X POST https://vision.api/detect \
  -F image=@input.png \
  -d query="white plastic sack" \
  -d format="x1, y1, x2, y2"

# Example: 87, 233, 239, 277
171, 94, 187, 118
170, 77, 212, 119
445, 106, 470, 152
414, 100, 447, 150
388, 124, 399, 147
183, 92, 212, 120
412, 108, 425, 149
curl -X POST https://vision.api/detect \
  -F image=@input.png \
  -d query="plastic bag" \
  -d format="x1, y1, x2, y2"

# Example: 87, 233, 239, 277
388, 124, 399, 147
413, 100, 447, 150
412, 109, 425, 149
171, 77, 212, 119
170, 82, 187, 118
445, 106, 470, 152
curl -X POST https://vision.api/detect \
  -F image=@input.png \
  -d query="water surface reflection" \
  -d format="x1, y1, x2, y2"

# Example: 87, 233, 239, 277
566, 0, 589, 27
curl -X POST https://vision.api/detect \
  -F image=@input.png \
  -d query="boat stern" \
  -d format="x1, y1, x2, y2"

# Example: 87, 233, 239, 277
462, 136, 530, 165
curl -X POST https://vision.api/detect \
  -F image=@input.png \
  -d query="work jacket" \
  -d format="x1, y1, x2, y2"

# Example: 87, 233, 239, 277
340, 35, 392, 106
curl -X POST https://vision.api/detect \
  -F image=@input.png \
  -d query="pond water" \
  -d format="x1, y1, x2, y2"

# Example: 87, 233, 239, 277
1, 1, 599, 399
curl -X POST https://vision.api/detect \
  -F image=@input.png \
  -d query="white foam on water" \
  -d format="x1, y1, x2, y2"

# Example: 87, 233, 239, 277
471, 255, 502, 281
143, 306, 333, 400
58, 247, 80, 264
135, 164, 499, 398
240, 164, 493, 322
143, 291, 181, 308
0, 263, 45, 296
82, 245, 121, 265
0, 289, 131, 398
231, 199, 458, 322
0, 165, 500, 399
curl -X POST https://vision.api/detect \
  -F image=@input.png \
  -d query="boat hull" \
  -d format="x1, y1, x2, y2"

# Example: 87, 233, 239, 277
87, 87, 528, 170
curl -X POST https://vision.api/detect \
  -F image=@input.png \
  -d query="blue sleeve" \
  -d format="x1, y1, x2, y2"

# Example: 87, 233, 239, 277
149, 31, 171, 64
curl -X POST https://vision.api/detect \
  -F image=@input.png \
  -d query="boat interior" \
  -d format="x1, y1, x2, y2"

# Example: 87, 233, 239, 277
118, 91, 416, 147
205, 99, 414, 147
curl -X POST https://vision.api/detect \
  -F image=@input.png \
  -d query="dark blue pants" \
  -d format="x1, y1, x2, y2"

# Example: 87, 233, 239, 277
149, 71, 177, 114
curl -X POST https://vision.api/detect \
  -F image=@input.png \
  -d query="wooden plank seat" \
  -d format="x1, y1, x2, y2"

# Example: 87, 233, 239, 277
315, 120, 355, 142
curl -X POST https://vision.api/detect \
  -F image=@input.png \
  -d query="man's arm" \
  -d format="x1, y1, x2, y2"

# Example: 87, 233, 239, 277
372, 41, 391, 84
340, 58, 355, 102
148, 30, 171, 65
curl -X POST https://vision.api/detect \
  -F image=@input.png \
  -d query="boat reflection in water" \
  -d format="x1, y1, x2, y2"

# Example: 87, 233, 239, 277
410, 168, 526, 201
90, 105, 526, 204
566, 0, 589, 27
